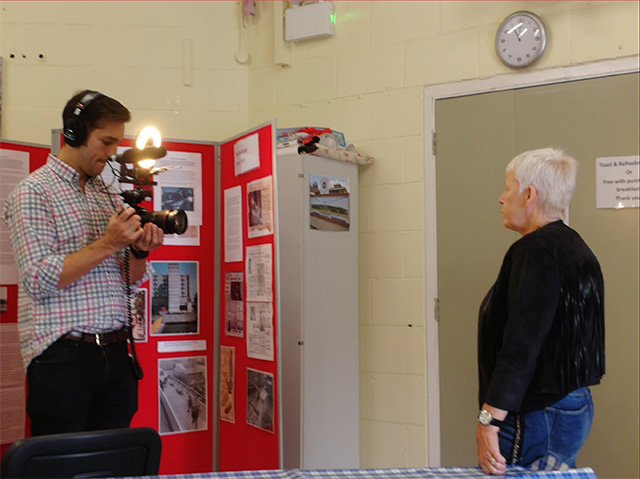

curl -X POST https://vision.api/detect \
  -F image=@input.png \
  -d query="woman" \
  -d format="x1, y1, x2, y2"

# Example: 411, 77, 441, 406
476, 148, 605, 475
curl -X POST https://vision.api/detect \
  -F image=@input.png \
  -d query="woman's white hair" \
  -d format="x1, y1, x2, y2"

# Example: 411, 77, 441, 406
506, 148, 578, 220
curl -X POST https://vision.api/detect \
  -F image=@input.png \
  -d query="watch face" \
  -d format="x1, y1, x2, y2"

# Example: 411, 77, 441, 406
478, 409, 492, 425
496, 12, 546, 68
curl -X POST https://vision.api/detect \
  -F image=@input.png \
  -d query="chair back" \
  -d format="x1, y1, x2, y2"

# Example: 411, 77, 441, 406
0, 427, 161, 478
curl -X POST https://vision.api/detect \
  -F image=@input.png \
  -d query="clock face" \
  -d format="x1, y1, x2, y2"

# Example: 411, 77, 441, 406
496, 12, 546, 68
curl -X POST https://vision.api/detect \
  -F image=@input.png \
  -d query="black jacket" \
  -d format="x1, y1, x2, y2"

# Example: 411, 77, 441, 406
478, 220, 605, 413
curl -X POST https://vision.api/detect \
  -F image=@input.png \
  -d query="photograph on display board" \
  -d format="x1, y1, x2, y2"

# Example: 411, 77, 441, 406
246, 368, 274, 433
247, 176, 273, 238
158, 356, 207, 435
152, 150, 203, 226
224, 272, 244, 337
309, 175, 350, 231
161, 186, 194, 212
150, 261, 199, 335
246, 302, 274, 361
245, 244, 273, 302
131, 288, 148, 342
219, 346, 236, 424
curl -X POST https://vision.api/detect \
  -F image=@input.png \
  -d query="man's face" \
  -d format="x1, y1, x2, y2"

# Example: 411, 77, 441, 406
77, 120, 125, 179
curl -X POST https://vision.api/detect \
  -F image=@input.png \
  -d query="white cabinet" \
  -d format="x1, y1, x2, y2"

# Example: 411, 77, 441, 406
277, 151, 360, 469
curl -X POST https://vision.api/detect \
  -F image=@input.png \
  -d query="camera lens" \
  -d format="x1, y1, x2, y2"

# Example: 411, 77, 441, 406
150, 209, 188, 235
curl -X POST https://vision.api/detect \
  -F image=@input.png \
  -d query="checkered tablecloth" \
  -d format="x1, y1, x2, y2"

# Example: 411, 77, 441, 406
128, 466, 597, 479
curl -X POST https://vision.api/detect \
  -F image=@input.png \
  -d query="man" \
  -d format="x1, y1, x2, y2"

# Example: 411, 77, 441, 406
3, 90, 164, 435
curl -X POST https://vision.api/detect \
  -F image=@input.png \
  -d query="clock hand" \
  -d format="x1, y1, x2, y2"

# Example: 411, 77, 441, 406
506, 22, 523, 35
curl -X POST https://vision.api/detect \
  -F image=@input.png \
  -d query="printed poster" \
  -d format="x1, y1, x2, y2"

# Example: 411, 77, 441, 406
246, 302, 274, 361
220, 346, 236, 424
225, 272, 244, 337
247, 176, 273, 239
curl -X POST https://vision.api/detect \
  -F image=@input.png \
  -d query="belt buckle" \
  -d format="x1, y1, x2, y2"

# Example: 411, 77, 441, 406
95, 333, 104, 346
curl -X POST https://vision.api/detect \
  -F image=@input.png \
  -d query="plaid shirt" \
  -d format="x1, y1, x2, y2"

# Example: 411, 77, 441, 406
4, 154, 148, 369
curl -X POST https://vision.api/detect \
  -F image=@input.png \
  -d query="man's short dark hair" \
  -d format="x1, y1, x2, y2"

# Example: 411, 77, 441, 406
62, 90, 131, 135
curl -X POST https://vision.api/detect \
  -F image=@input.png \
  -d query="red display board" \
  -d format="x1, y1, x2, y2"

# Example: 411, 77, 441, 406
218, 123, 280, 471
0, 138, 217, 475
120, 138, 217, 475
0, 140, 50, 456
1, 126, 282, 473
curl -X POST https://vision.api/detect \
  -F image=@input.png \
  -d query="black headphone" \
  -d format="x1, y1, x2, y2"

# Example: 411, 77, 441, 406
63, 91, 103, 147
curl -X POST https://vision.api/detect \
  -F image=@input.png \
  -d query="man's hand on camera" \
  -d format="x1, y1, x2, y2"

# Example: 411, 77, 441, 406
131, 222, 164, 254
104, 205, 145, 253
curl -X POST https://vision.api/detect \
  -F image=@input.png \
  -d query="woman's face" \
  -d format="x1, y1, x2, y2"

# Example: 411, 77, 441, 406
499, 171, 529, 234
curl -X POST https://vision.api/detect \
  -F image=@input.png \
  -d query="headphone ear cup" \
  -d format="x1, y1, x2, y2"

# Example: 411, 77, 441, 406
63, 116, 87, 147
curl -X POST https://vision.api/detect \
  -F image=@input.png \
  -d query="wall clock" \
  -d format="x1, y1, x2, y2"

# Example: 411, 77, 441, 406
495, 11, 547, 68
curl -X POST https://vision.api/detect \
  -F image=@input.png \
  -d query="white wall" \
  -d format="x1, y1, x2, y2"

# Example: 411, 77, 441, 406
244, 1, 639, 468
1, 0, 638, 470
0, 1, 248, 143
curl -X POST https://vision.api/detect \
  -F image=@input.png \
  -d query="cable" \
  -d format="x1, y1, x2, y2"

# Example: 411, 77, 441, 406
124, 250, 144, 380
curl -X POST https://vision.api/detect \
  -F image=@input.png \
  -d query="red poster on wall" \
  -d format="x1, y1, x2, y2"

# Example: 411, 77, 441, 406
218, 123, 280, 471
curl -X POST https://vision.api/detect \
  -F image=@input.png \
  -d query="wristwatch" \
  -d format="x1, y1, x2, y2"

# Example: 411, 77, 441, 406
478, 409, 506, 428
129, 246, 149, 259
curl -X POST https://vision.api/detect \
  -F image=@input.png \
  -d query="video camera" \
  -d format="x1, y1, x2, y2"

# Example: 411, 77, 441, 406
112, 134, 188, 235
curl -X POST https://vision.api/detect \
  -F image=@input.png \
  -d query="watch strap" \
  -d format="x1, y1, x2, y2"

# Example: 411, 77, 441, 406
129, 246, 149, 259
478, 409, 507, 428
489, 417, 507, 428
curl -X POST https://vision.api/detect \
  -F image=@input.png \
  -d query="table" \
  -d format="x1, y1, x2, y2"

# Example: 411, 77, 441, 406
126, 466, 597, 479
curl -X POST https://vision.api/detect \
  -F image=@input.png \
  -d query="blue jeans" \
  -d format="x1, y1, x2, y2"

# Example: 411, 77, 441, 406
498, 388, 594, 469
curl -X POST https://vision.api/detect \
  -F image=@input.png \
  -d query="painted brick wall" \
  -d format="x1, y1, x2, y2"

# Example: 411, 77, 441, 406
244, 1, 639, 468
0, 1, 248, 143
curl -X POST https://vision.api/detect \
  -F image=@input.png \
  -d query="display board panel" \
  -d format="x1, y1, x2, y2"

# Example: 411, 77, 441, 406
120, 137, 217, 475
0, 137, 217, 475
218, 123, 280, 471
0, 140, 50, 455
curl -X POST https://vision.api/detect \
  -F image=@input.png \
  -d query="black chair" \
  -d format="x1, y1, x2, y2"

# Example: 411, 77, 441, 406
0, 427, 161, 478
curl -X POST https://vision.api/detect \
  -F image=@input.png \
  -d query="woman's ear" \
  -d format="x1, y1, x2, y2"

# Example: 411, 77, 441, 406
526, 185, 539, 207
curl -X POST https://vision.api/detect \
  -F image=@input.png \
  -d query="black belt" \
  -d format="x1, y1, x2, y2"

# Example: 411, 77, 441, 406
62, 329, 129, 346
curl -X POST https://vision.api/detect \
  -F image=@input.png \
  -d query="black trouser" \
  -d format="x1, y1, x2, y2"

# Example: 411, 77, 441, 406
26, 337, 139, 436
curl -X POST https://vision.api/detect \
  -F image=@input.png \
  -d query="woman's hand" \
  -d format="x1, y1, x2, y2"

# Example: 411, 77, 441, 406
476, 403, 508, 475
476, 422, 506, 474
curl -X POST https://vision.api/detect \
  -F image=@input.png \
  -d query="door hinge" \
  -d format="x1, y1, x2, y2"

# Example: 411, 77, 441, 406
434, 297, 440, 322
432, 131, 437, 157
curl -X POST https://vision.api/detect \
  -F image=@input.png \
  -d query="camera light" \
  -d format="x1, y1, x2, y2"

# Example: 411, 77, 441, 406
136, 126, 162, 150
138, 159, 156, 169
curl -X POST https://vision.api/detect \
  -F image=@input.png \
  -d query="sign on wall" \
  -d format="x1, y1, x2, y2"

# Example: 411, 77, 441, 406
596, 155, 639, 209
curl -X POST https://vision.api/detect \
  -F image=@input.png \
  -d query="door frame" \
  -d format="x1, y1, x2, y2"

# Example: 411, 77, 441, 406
422, 55, 640, 466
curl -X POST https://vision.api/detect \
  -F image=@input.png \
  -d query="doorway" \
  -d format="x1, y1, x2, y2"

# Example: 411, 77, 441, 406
424, 59, 639, 479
